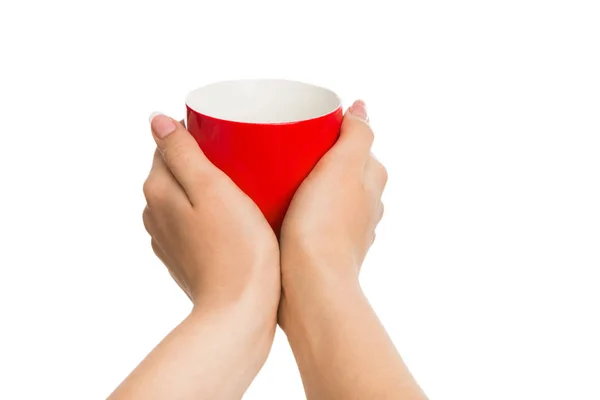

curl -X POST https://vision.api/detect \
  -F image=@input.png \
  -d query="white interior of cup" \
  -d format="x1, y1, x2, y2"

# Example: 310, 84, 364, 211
186, 79, 341, 124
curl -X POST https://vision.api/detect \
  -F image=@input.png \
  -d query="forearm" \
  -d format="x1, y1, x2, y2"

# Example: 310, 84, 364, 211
280, 256, 426, 399
109, 305, 275, 400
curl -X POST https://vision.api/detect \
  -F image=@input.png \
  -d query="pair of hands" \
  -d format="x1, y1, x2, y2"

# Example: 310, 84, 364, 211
110, 100, 425, 400
142, 99, 385, 328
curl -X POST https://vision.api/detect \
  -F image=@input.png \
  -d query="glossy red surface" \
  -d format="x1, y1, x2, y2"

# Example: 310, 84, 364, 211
186, 106, 343, 235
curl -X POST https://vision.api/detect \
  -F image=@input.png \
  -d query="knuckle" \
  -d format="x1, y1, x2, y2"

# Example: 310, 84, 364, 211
377, 162, 388, 185
143, 176, 168, 205
142, 178, 154, 201
367, 157, 388, 189
370, 156, 388, 183
363, 126, 375, 145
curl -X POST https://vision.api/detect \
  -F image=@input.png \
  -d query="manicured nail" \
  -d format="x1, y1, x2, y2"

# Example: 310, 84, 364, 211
349, 100, 368, 121
149, 112, 176, 139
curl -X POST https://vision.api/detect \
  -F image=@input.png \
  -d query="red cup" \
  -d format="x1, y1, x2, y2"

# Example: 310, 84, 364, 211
186, 79, 343, 235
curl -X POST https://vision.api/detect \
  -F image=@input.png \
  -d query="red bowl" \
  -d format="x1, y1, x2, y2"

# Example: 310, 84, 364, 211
186, 79, 343, 235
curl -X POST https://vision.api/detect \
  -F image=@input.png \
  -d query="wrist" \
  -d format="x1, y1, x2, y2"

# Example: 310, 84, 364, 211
190, 300, 277, 356
190, 252, 281, 321
278, 250, 363, 333
281, 234, 359, 280
191, 283, 279, 337
278, 277, 370, 376
280, 240, 358, 297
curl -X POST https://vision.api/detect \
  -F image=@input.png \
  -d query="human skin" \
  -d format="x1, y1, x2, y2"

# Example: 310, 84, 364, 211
278, 100, 428, 399
108, 114, 280, 400
109, 102, 426, 399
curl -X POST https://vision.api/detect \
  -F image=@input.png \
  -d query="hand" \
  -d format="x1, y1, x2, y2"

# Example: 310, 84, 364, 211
277, 102, 426, 400
142, 113, 280, 317
109, 114, 281, 400
280, 100, 387, 293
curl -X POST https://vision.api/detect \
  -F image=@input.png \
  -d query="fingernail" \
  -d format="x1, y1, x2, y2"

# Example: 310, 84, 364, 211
349, 100, 368, 121
149, 112, 176, 139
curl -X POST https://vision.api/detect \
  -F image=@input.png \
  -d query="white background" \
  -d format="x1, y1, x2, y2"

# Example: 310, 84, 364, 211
1, 1, 599, 399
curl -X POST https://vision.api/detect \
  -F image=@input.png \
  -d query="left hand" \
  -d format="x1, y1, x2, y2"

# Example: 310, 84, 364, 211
142, 113, 280, 320
109, 113, 280, 400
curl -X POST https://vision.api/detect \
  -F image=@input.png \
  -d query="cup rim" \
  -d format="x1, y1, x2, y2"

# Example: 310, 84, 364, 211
185, 79, 342, 125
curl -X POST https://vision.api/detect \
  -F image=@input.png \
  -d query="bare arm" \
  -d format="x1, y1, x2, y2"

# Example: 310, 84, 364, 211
109, 305, 274, 400
280, 266, 425, 399
279, 101, 427, 399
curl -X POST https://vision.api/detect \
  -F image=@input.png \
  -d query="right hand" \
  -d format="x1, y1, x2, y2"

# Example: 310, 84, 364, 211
278, 102, 426, 400
279, 100, 387, 299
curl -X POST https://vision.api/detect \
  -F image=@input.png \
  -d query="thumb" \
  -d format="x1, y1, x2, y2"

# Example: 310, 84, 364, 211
149, 112, 211, 201
333, 100, 374, 164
